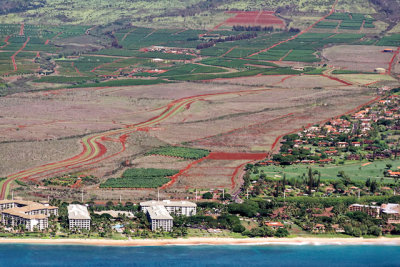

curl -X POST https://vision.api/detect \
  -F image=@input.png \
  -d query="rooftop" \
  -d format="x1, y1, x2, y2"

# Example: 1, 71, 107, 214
0, 200, 57, 220
146, 205, 173, 220
140, 200, 197, 208
381, 203, 400, 214
68, 204, 91, 220
1, 208, 47, 220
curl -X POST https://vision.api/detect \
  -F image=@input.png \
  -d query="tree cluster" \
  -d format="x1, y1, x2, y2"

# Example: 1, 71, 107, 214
196, 33, 257, 49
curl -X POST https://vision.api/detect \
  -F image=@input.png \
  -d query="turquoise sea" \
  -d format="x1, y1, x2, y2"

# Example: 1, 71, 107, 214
0, 244, 400, 266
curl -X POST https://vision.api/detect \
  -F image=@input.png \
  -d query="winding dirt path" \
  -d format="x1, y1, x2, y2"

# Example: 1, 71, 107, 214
11, 37, 30, 71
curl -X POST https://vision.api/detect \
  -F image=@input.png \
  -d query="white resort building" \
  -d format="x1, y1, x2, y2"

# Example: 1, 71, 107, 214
146, 205, 173, 232
140, 200, 197, 232
68, 204, 91, 231
140, 200, 197, 216
0, 200, 58, 231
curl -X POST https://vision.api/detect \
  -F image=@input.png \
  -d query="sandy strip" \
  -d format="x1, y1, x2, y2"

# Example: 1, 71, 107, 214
0, 237, 400, 247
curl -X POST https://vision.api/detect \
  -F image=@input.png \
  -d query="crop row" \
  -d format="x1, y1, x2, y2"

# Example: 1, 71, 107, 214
100, 168, 179, 188
147, 146, 210, 159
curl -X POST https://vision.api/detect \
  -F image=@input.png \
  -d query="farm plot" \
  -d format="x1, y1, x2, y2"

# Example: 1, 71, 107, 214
376, 34, 400, 46
323, 12, 375, 30
159, 64, 227, 77
147, 146, 210, 160
252, 32, 365, 62
224, 11, 285, 28
118, 27, 204, 50
100, 168, 179, 188
200, 58, 277, 70
314, 20, 339, 29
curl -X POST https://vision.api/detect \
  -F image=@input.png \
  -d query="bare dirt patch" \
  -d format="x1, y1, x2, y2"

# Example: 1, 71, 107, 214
322, 45, 397, 72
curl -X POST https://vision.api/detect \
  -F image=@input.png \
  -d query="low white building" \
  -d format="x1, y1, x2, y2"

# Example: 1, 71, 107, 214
68, 204, 91, 231
146, 205, 173, 232
140, 200, 196, 216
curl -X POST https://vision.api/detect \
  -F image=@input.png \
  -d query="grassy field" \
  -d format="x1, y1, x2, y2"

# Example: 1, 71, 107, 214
257, 159, 400, 182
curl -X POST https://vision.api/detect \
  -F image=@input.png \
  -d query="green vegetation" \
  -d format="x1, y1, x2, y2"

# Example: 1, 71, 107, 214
376, 34, 400, 46
147, 146, 210, 159
325, 12, 375, 30
43, 175, 98, 187
256, 160, 397, 182
100, 168, 179, 188
68, 79, 170, 89
34, 76, 96, 84
315, 20, 339, 29
159, 64, 227, 77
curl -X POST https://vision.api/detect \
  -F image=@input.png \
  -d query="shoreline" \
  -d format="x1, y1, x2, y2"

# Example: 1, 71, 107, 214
0, 237, 400, 247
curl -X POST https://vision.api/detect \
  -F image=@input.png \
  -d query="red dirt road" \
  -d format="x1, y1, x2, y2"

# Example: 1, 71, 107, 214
19, 23, 24, 36
0, 36, 10, 49
11, 37, 30, 71
388, 47, 400, 74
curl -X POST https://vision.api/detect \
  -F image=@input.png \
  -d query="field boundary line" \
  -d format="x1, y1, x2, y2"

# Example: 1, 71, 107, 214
11, 37, 30, 71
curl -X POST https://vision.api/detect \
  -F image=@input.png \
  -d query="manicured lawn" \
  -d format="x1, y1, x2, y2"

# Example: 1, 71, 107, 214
258, 159, 400, 182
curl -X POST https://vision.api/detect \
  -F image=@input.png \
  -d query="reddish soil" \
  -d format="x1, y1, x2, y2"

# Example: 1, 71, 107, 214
388, 47, 400, 74
321, 74, 352, 86
224, 11, 285, 27
0, 36, 10, 49
19, 23, 24, 36
11, 37, 30, 71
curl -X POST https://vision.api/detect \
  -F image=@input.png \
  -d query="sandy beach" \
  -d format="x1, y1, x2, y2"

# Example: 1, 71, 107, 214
0, 237, 400, 246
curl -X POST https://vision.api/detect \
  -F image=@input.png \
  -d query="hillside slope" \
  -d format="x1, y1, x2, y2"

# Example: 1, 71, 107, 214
0, 0, 380, 26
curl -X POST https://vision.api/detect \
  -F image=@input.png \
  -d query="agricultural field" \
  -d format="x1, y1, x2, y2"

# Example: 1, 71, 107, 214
100, 168, 179, 188
147, 146, 210, 160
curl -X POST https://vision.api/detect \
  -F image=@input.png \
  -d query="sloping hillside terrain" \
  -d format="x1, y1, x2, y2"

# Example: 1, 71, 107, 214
0, 0, 399, 201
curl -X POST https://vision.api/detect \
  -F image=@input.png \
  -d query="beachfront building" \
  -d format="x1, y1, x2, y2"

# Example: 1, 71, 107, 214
381, 203, 400, 224
0, 200, 58, 231
68, 204, 91, 231
146, 205, 173, 232
140, 200, 197, 216
348, 204, 380, 218
140, 200, 196, 232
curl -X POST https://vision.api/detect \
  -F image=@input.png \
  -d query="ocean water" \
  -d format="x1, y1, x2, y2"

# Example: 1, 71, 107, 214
0, 244, 399, 266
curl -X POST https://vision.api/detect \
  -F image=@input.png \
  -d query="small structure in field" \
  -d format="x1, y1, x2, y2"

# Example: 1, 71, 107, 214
374, 68, 386, 74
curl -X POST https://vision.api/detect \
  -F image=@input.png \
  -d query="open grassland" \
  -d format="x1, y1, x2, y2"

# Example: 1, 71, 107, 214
322, 45, 398, 73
